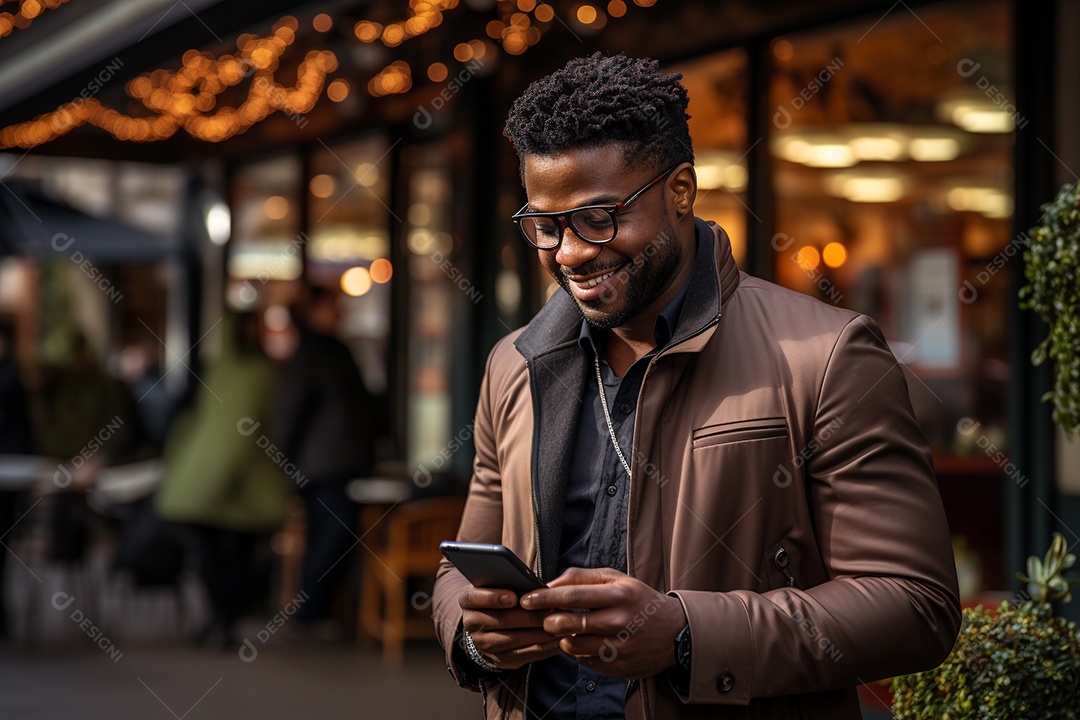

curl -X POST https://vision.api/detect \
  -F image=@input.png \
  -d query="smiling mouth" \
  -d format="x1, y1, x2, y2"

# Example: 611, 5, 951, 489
566, 264, 625, 288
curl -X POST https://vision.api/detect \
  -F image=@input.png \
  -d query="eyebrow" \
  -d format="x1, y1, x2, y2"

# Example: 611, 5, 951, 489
526, 194, 620, 213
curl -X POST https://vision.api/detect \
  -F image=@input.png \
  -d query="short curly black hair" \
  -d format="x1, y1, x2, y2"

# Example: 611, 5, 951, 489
504, 52, 693, 176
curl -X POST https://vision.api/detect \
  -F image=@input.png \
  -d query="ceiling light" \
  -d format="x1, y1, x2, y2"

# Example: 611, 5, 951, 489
909, 136, 961, 162
826, 171, 907, 203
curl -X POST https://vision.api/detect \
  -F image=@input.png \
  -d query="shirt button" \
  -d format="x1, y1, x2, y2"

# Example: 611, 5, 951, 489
585, 680, 597, 692
717, 673, 735, 693
620, 403, 632, 414
606, 485, 618, 496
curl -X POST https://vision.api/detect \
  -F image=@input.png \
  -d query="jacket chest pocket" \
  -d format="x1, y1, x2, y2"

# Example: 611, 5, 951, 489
692, 417, 788, 449
677, 417, 793, 591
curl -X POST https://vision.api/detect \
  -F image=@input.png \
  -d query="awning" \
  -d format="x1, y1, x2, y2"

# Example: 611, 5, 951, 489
0, 180, 177, 262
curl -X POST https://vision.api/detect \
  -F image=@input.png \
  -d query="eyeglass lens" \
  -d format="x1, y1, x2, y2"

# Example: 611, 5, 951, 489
521, 207, 615, 248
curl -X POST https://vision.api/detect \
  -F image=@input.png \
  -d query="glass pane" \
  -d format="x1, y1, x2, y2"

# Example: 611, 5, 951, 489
308, 136, 393, 395
404, 144, 457, 470
769, 0, 1013, 461
669, 49, 749, 267
228, 154, 303, 289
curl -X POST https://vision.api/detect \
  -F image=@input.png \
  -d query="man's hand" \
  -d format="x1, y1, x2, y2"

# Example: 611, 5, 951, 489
519, 567, 687, 680
459, 587, 562, 671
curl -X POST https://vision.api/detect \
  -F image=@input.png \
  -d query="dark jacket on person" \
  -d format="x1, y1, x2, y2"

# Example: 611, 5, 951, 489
432, 219, 961, 720
275, 326, 376, 484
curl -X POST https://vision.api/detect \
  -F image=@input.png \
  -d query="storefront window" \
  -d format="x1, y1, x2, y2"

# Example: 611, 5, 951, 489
404, 144, 458, 470
769, 0, 1014, 593
670, 49, 749, 266
769, 0, 1013, 460
228, 154, 303, 297
308, 136, 393, 395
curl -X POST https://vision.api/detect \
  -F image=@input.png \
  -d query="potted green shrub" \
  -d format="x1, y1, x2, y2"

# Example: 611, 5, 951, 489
890, 533, 1080, 718
1019, 180, 1080, 436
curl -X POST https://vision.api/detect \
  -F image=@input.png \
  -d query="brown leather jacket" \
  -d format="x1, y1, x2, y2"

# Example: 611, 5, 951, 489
433, 219, 961, 720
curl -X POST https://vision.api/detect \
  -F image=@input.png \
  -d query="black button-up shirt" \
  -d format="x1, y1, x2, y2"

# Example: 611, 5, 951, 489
529, 280, 689, 720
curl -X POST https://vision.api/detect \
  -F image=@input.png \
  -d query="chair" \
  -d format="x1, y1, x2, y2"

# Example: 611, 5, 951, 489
358, 495, 466, 668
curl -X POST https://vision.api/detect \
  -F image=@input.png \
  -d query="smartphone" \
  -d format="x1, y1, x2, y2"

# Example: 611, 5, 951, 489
440, 541, 546, 595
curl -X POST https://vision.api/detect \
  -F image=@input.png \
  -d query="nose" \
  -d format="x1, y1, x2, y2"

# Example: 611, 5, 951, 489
553, 223, 600, 269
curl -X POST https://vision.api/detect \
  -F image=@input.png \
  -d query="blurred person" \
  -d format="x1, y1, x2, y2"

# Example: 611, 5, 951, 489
275, 286, 377, 630
0, 319, 35, 639
433, 54, 960, 720
117, 337, 173, 453
156, 312, 286, 647
35, 331, 150, 564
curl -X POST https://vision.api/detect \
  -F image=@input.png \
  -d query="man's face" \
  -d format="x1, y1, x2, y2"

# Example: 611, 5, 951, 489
522, 145, 687, 330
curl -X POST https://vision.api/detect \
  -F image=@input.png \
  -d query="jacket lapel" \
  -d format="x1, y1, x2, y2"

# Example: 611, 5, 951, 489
514, 292, 586, 579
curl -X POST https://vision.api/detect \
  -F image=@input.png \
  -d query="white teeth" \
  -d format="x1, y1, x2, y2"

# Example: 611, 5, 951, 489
578, 270, 616, 288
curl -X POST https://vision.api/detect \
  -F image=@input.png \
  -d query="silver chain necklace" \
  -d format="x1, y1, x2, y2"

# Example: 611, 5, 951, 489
594, 353, 632, 481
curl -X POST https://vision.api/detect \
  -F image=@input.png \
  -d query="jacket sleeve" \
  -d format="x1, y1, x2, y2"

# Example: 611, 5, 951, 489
672, 315, 962, 705
432, 337, 510, 689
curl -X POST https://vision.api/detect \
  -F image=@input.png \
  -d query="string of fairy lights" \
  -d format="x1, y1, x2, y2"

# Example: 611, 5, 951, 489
0, 0, 659, 149
0, 0, 71, 39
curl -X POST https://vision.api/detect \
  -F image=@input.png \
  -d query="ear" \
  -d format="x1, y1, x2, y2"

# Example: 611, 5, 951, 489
669, 163, 697, 218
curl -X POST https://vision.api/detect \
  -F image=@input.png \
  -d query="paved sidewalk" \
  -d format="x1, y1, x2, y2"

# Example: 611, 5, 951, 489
0, 635, 480, 719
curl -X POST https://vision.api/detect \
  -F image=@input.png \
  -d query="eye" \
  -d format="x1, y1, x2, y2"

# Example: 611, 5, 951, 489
531, 218, 558, 237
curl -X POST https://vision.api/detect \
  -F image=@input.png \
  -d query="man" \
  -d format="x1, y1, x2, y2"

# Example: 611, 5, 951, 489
433, 53, 960, 720
276, 286, 378, 629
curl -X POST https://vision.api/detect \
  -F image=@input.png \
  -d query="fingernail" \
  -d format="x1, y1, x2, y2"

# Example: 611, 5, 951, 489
500, 593, 513, 606
521, 594, 534, 607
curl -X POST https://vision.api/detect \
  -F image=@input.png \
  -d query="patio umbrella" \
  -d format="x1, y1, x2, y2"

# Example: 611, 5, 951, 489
0, 180, 177, 262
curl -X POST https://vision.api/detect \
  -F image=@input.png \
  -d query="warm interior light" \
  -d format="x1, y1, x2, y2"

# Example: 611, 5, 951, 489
341, 266, 373, 297
826, 172, 907, 203
848, 134, 905, 162
803, 144, 856, 168
355, 162, 380, 187
946, 186, 1013, 218
796, 246, 821, 271
369, 258, 393, 283
309, 174, 336, 199
608, 0, 627, 17
264, 196, 290, 220
695, 152, 747, 191
952, 107, 1013, 133
312, 13, 332, 32
822, 242, 847, 268
909, 136, 961, 161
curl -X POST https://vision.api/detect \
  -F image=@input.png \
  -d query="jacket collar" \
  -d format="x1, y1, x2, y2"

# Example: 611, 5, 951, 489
514, 217, 739, 361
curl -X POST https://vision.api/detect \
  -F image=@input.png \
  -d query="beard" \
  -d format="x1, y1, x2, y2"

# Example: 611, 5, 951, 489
556, 213, 683, 330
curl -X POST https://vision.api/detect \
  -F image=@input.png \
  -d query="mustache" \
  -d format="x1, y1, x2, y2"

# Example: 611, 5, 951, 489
560, 259, 626, 280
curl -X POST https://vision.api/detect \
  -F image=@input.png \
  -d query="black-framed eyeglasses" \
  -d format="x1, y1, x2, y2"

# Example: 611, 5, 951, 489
511, 164, 678, 250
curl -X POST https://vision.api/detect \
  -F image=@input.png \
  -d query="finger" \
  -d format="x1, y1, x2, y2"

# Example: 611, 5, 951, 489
542, 609, 612, 637
521, 582, 625, 611
472, 628, 556, 655
459, 587, 518, 610
558, 634, 615, 659
489, 638, 564, 671
464, 607, 552, 632
547, 567, 624, 588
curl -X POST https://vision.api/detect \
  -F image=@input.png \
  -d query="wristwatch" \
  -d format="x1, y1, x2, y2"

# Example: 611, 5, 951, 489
674, 623, 692, 672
